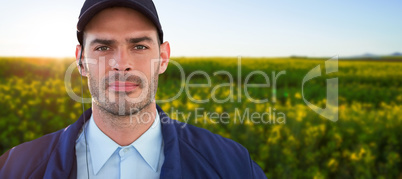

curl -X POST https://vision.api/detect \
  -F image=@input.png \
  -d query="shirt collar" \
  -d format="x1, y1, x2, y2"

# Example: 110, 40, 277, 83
132, 112, 163, 172
86, 111, 163, 174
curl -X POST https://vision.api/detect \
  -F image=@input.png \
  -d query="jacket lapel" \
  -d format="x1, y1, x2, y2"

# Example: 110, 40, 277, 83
43, 108, 91, 178
158, 105, 182, 179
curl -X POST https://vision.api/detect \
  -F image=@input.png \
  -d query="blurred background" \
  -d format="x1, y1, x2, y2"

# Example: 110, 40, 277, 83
0, 0, 401, 178
1, 0, 401, 57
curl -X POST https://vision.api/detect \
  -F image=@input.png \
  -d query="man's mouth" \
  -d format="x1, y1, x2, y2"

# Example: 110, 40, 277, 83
108, 82, 140, 92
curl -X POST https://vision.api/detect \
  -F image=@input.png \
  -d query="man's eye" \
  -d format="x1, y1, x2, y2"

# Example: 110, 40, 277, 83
96, 46, 110, 51
134, 45, 147, 50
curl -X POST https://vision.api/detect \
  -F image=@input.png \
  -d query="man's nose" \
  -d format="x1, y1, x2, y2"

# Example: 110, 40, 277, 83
112, 49, 133, 71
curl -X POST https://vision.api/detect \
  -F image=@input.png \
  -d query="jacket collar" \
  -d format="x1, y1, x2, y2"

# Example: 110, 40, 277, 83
157, 104, 182, 179
43, 106, 91, 178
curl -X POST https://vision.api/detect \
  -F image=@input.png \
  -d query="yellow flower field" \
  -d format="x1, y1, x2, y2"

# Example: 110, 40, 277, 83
0, 56, 401, 178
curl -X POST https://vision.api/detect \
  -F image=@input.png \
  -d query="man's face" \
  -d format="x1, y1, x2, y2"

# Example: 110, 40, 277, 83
78, 7, 169, 116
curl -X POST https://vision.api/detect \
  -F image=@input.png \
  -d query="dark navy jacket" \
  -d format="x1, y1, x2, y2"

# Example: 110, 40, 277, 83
0, 105, 266, 178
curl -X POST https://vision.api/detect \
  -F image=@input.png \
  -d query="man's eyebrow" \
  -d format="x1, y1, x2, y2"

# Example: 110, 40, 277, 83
127, 36, 154, 44
89, 39, 116, 46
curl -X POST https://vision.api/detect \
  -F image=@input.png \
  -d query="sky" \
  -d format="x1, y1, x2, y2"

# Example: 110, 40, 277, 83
0, 0, 401, 58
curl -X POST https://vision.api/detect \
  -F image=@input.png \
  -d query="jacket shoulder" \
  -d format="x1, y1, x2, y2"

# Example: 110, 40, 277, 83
173, 121, 259, 177
177, 122, 249, 155
0, 128, 65, 177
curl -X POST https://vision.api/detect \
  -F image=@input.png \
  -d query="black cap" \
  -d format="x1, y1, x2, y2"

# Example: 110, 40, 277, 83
77, 0, 163, 45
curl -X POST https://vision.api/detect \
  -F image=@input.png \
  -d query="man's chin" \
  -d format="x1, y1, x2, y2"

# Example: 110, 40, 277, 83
99, 106, 134, 116
95, 101, 152, 116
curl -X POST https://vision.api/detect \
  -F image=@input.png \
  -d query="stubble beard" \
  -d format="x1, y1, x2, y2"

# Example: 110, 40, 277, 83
88, 69, 159, 116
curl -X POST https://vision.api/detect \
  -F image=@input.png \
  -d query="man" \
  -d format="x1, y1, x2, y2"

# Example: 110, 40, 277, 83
0, 0, 266, 178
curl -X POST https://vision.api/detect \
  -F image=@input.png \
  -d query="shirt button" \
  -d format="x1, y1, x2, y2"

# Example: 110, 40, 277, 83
123, 148, 129, 153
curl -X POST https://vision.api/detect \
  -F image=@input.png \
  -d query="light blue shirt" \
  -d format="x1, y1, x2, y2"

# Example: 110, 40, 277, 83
75, 112, 164, 179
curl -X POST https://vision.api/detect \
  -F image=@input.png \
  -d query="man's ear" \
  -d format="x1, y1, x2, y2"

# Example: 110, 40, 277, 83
158, 41, 170, 74
75, 45, 87, 76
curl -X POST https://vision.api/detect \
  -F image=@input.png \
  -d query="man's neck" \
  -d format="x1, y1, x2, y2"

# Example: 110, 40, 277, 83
91, 103, 157, 146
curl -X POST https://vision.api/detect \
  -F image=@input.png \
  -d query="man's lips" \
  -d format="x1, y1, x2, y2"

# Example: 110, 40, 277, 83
108, 82, 139, 92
